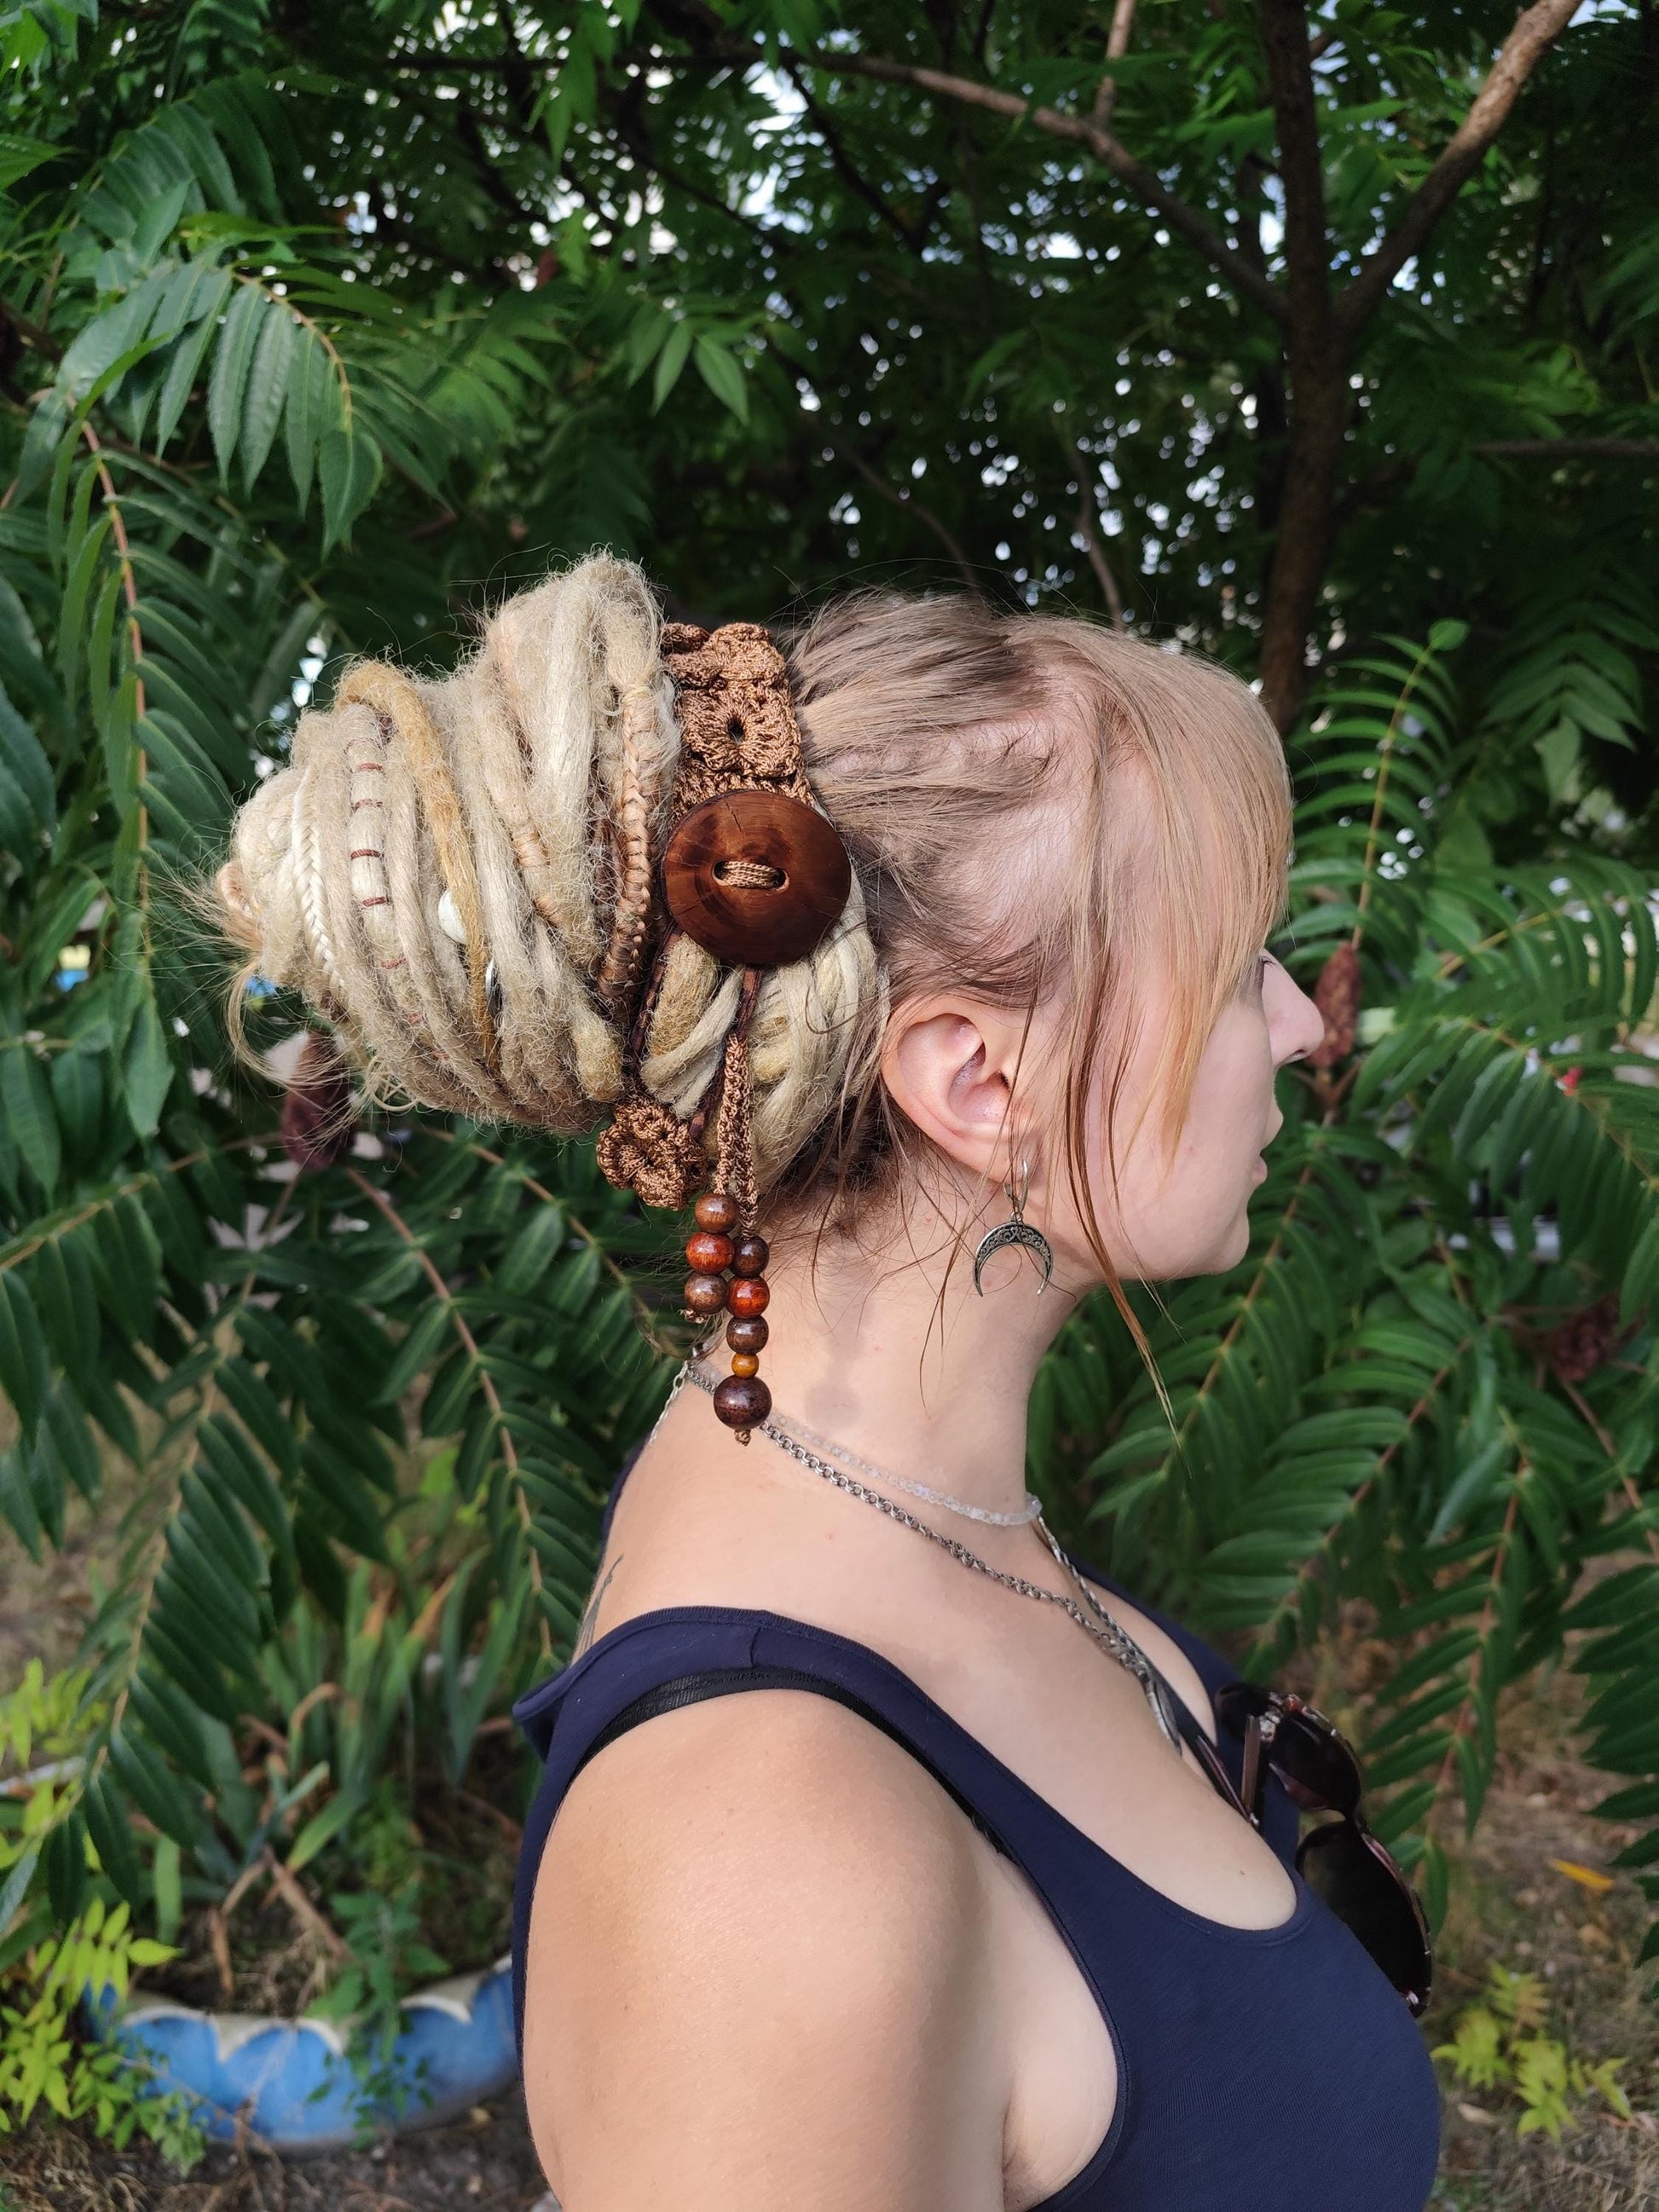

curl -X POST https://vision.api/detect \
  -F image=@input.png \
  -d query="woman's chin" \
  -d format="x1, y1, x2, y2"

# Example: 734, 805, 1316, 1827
1211, 1208, 1255, 1274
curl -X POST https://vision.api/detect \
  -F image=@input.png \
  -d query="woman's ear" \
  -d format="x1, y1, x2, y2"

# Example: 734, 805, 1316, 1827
881, 1000, 1026, 1178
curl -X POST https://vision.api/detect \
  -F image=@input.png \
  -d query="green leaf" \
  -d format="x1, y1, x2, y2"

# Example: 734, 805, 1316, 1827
0, 1447, 42, 1556
0, 680, 55, 837
0, 135, 56, 193
82, 1771, 144, 1908
121, 990, 173, 1141
153, 269, 232, 453
0, 1273, 50, 1441
286, 1788, 361, 1873
42, 1380, 101, 1503
107, 1730, 205, 1851
318, 423, 382, 551
693, 335, 749, 423
240, 299, 296, 488
152, 1835, 181, 1944
283, 321, 332, 511
206, 280, 266, 476
0, 1045, 60, 1197
0, 1848, 39, 1936
651, 320, 693, 412
374, 1299, 453, 1406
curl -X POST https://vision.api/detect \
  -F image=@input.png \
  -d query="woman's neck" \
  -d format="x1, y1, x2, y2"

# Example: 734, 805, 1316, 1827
709, 1210, 1076, 1520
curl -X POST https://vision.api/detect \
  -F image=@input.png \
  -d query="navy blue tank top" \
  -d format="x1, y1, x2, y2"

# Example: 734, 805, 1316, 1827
512, 1461, 1441, 2211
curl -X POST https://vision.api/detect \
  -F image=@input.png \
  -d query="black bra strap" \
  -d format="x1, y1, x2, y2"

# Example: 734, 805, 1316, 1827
571, 1664, 1009, 1854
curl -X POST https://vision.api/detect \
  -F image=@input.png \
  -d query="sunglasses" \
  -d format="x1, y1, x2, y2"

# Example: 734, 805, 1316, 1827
1212, 1682, 1433, 2018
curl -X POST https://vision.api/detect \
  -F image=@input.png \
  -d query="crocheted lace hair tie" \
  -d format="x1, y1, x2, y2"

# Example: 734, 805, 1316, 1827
595, 620, 852, 1440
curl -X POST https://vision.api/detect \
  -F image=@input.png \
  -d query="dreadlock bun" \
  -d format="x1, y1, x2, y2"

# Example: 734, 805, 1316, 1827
215, 554, 878, 1187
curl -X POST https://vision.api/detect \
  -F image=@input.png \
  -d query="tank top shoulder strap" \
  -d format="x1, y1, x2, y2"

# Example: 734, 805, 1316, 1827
510, 1603, 1172, 2056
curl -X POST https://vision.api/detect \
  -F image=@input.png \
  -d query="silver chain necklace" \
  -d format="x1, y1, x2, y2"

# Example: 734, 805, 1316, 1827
673, 1360, 1187, 1753
769, 1402, 1041, 1528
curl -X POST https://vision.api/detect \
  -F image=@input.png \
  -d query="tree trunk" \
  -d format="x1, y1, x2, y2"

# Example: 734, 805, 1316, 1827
1256, 0, 1344, 736
1256, 328, 1347, 734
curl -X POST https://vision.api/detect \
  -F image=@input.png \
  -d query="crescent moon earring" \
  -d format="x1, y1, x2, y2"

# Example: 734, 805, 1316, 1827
973, 1159, 1055, 1297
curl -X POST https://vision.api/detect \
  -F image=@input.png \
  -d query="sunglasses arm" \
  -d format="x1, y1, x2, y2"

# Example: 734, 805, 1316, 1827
1239, 1711, 1275, 1829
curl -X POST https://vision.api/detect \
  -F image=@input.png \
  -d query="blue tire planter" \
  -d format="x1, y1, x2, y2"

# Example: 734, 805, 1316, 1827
86, 1955, 517, 2154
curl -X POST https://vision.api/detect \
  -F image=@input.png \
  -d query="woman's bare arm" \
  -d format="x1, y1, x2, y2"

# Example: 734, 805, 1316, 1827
523, 1690, 1009, 2212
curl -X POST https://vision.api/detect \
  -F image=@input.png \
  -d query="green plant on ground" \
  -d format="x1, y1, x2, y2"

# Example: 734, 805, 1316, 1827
0, 0, 1655, 2101
308, 1782, 449, 2135
0, 1892, 204, 2168
1434, 1962, 1633, 2140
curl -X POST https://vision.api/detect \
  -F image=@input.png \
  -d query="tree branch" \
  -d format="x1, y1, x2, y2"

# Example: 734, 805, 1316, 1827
800, 49, 1289, 326
827, 432, 980, 591
1335, 0, 1587, 337
1092, 0, 1137, 131
1067, 440, 1127, 629
780, 56, 930, 253
1473, 436, 1659, 459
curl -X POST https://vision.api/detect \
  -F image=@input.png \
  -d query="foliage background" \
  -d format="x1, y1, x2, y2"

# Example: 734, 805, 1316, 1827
0, 0, 1656, 2134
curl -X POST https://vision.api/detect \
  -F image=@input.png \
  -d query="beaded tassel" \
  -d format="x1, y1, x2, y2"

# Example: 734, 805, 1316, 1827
679, 1004, 771, 1441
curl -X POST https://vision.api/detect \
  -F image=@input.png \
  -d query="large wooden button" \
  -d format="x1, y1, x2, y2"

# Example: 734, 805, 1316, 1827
662, 791, 852, 967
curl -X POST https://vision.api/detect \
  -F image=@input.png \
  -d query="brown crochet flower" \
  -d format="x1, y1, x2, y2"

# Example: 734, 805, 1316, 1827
660, 621, 812, 801
595, 1088, 708, 1210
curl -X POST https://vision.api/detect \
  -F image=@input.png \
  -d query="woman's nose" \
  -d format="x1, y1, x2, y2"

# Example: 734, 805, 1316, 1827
1269, 962, 1329, 1066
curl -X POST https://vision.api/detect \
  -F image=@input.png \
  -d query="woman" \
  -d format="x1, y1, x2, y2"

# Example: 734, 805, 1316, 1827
217, 555, 1441, 2211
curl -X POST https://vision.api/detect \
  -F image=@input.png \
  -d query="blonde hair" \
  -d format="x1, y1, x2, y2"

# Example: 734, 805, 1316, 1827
779, 593, 1292, 1321
215, 557, 1290, 1319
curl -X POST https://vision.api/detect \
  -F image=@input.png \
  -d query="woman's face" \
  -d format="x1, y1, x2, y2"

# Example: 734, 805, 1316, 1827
1048, 948, 1325, 1287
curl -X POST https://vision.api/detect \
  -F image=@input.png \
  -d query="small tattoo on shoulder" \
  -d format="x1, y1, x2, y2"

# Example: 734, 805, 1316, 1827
573, 1554, 621, 1658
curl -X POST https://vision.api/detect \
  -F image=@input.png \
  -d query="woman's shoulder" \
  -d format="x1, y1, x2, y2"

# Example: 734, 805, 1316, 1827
522, 1683, 1007, 2209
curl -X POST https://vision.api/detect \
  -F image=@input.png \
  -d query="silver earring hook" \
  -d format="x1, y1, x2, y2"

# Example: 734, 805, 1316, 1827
975, 1158, 1053, 1297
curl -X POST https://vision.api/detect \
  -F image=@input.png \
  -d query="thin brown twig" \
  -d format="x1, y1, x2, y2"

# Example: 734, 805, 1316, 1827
1253, 1347, 1472, 1655
796, 48, 1288, 325
102, 1183, 297, 1753
345, 1168, 552, 1660
1335, 0, 1587, 337
828, 431, 980, 590
1472, 438, 1659, 460
1557, 1376, 1659, 1565
1067, 437, 1127, 629
1092, 0, 1137, 131
79, 420, 146, 722
1431, 1484, 1523, 1828
1350, 634, 1438, 949
263, 1846, 348, 1962
0, 1152, 209, 1273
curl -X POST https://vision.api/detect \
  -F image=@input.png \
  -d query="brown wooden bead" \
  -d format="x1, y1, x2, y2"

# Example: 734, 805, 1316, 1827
730, 1233, 769, 1279
729, 1352, 760, 1378
714, 1374, 772, 1431
685, 1230, 734, 1273
726, 1314, 769, 1354
683, 1273, 730, 1316
694, 1191, 739, 1233
726, 1274, 771, 1319
662, 790, 853, 967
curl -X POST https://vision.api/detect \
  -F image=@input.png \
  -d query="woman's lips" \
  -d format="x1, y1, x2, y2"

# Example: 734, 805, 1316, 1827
1251, 1155, 1269, 1183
